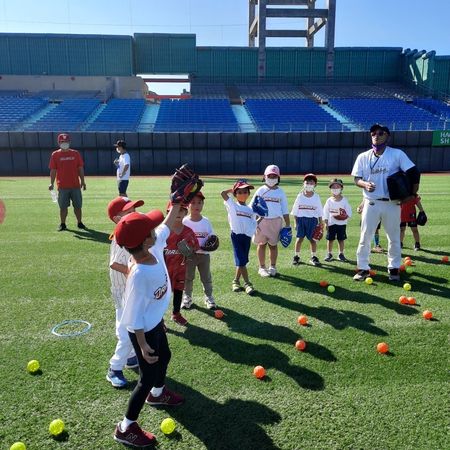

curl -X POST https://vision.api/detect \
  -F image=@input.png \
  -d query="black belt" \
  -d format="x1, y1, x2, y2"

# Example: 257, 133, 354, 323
375, 198, 390, 201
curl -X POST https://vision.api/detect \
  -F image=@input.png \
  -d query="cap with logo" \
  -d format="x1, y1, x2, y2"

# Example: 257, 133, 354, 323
57, 133, 70, 143
232, 179, 254, 193
114, 140, 126, 148
264, 165, 280, 176
107, 197, 144, 222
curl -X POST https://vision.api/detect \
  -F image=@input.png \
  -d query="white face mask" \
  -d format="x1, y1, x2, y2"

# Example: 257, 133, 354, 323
265, 178, 278, 187
331, 188, 342, 196
60, 142, 70, 150
304, 183, 315, 192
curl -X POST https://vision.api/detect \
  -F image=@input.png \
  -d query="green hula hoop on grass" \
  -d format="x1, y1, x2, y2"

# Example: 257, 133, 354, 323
51, 320, 92, 337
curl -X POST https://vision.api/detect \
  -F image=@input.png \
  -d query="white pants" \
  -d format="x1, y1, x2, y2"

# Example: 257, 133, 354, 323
357, 199, 401, 271
109, 305, 135, 371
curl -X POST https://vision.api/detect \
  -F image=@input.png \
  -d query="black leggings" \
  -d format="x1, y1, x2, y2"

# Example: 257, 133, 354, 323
125, 321, 171, 421
172, 289, 183, 314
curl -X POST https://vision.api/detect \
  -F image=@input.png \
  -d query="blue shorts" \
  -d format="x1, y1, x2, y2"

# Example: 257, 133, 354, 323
326, 224, 347, 241
231, 232, 251, 267
118, 180, 129, 195
295, 216, 318, 240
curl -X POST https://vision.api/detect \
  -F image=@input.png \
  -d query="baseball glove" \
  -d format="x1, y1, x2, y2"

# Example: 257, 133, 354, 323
387, 170, 411, 201
170, 164, 204, 204
177, 238, 196, 258
279, 227, 292, 248
251, 195, 269, 217
312, 224, 324, 241
333, 208, 349, 221
416, 211, 427, 226
201, 234, 220, 252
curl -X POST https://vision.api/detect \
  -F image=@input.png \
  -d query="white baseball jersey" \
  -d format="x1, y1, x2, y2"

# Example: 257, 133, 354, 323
120, 224, 171, 333
323, 196, 352, 226
117, 152, 131, 180
182, 216, 214, 254
351, 146, 415, 200
290, 192, 323, 218
109, 239, 130, 307
224, 197, 257, 237
251, 185, 289, 218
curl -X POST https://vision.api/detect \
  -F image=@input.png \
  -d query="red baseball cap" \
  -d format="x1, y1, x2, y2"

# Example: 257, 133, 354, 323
115, 211, 164, 248
107, 197, 144, 222
57, 133, 70, 143
303, 173, 318, 183
232, 179, 254, 193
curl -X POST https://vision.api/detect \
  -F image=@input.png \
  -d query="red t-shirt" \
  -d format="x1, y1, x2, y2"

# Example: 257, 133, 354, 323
49, 149, 84, 189
401, 196, 420, 223
164, 225, 199, 291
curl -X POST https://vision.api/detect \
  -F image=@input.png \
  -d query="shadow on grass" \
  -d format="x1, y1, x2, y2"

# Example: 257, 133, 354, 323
170, 324, 324, 391
159, 378, 282, 450
195, 306, 337, 363
67, 227, 111, 244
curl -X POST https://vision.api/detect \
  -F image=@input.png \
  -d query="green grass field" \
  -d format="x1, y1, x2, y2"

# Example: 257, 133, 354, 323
0, 175, 448, 450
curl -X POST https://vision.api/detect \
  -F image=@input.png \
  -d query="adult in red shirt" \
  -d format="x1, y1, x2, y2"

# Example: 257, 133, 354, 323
48, 133, 87, 231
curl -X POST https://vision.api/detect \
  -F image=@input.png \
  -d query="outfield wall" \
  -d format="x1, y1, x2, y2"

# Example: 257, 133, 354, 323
0, 131, 448, 176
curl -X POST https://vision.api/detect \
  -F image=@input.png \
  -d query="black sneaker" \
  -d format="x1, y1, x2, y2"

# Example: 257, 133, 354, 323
310, 256, 320, 266
324, 254, 333, 262
414, 242, 421, 251
388, 268, 400, 282
338, 253, 348, 262
58, 223, 67, 232
77, 222, 87, 230
292, 255, 300, 265
400, 242, 403, 248
353, 270, 370, 281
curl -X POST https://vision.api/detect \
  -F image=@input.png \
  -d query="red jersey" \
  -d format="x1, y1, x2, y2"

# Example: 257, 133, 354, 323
401, 196, 420, 223
49, 149, 84, 189
164, 225, 198, 291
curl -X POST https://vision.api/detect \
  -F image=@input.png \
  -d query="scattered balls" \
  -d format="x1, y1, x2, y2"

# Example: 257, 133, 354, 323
253, 365, 266, 379
422, 310, 433, 320
405, 260, 413, 267
295, 339, 306, 351
399, 295, 408, 305
327, 285, 335, 293
404, 256, 411, 262
442, 256, 449, 263
49, 419, 65, 436
407, 297, 416, 305
403, 283, 412, 291
297, 315, 308, 326
365, 277, 373, 285
319, 280, 329, 287
10, 443, 26, 450
399, 264, 406, 272
160, 418, 176, 435
377, 342, 389, 354
27, 360, 40, 374
405, 266, 414, 274
214, 309, 224, 319
369, 270, 377, 277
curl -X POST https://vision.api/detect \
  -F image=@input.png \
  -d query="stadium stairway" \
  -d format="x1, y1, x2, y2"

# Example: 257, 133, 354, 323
21, 103, 57, 130
320, 105, 360, 131
232, 105, 256, 132
82, 103, 107, 130
137, 104, 160, 132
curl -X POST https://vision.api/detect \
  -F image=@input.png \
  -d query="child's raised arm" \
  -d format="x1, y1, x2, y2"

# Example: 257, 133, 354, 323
221, 188, 233, 201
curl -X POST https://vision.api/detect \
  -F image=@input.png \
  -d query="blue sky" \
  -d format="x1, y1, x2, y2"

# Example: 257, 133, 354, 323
1, 0, 449, 55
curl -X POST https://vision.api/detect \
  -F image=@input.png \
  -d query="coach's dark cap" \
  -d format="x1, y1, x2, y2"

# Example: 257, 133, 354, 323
370, 124, 390, 135
114, 140, 126, 148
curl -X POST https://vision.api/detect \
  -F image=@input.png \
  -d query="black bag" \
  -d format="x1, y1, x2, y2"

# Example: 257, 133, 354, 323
416, 211, 428, 226
387, 171, 411, 201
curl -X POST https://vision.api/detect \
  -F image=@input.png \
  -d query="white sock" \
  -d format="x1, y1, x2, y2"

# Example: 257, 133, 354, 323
150, 386, 164, 397
295, 252, 299, 256
312, 252, 317, 257
120, 417, 135, 432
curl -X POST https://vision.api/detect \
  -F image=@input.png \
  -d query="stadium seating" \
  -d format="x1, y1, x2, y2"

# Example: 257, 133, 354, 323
413, 98, 450, 120
190, 83, 229, 99
244, 99, 347, 132
154, 99, 239, 132
0, 96, 47, 131
328, 98, 445, 131
35, 90, 101, 101
27, 98, 101, 131
86, 99, 146, 132
238, 83, 306, 100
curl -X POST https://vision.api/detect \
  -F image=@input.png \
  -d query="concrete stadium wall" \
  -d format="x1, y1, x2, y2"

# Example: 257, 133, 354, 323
0, 131, 448, 176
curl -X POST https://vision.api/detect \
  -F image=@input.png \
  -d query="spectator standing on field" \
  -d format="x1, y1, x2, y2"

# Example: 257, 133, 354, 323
114, 140, 131, 197
48, 133, 86, 232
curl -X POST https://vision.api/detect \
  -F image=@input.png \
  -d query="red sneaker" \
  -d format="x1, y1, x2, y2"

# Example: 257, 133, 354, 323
113, 422, 156, 447
171, 312, 188, 326
145, 387, 185, 406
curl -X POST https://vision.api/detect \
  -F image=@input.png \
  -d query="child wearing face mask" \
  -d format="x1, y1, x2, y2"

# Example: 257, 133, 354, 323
221, 180, 257, 294
291, 173, 323, 266
251, 165, 290, 277
323, 179, 352, 262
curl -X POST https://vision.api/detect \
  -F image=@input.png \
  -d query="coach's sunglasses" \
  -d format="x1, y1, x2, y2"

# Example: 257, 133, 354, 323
371, 131, 385, 136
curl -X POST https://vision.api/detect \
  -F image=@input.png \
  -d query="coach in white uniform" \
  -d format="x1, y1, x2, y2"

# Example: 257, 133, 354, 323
351, 124, 420, 281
